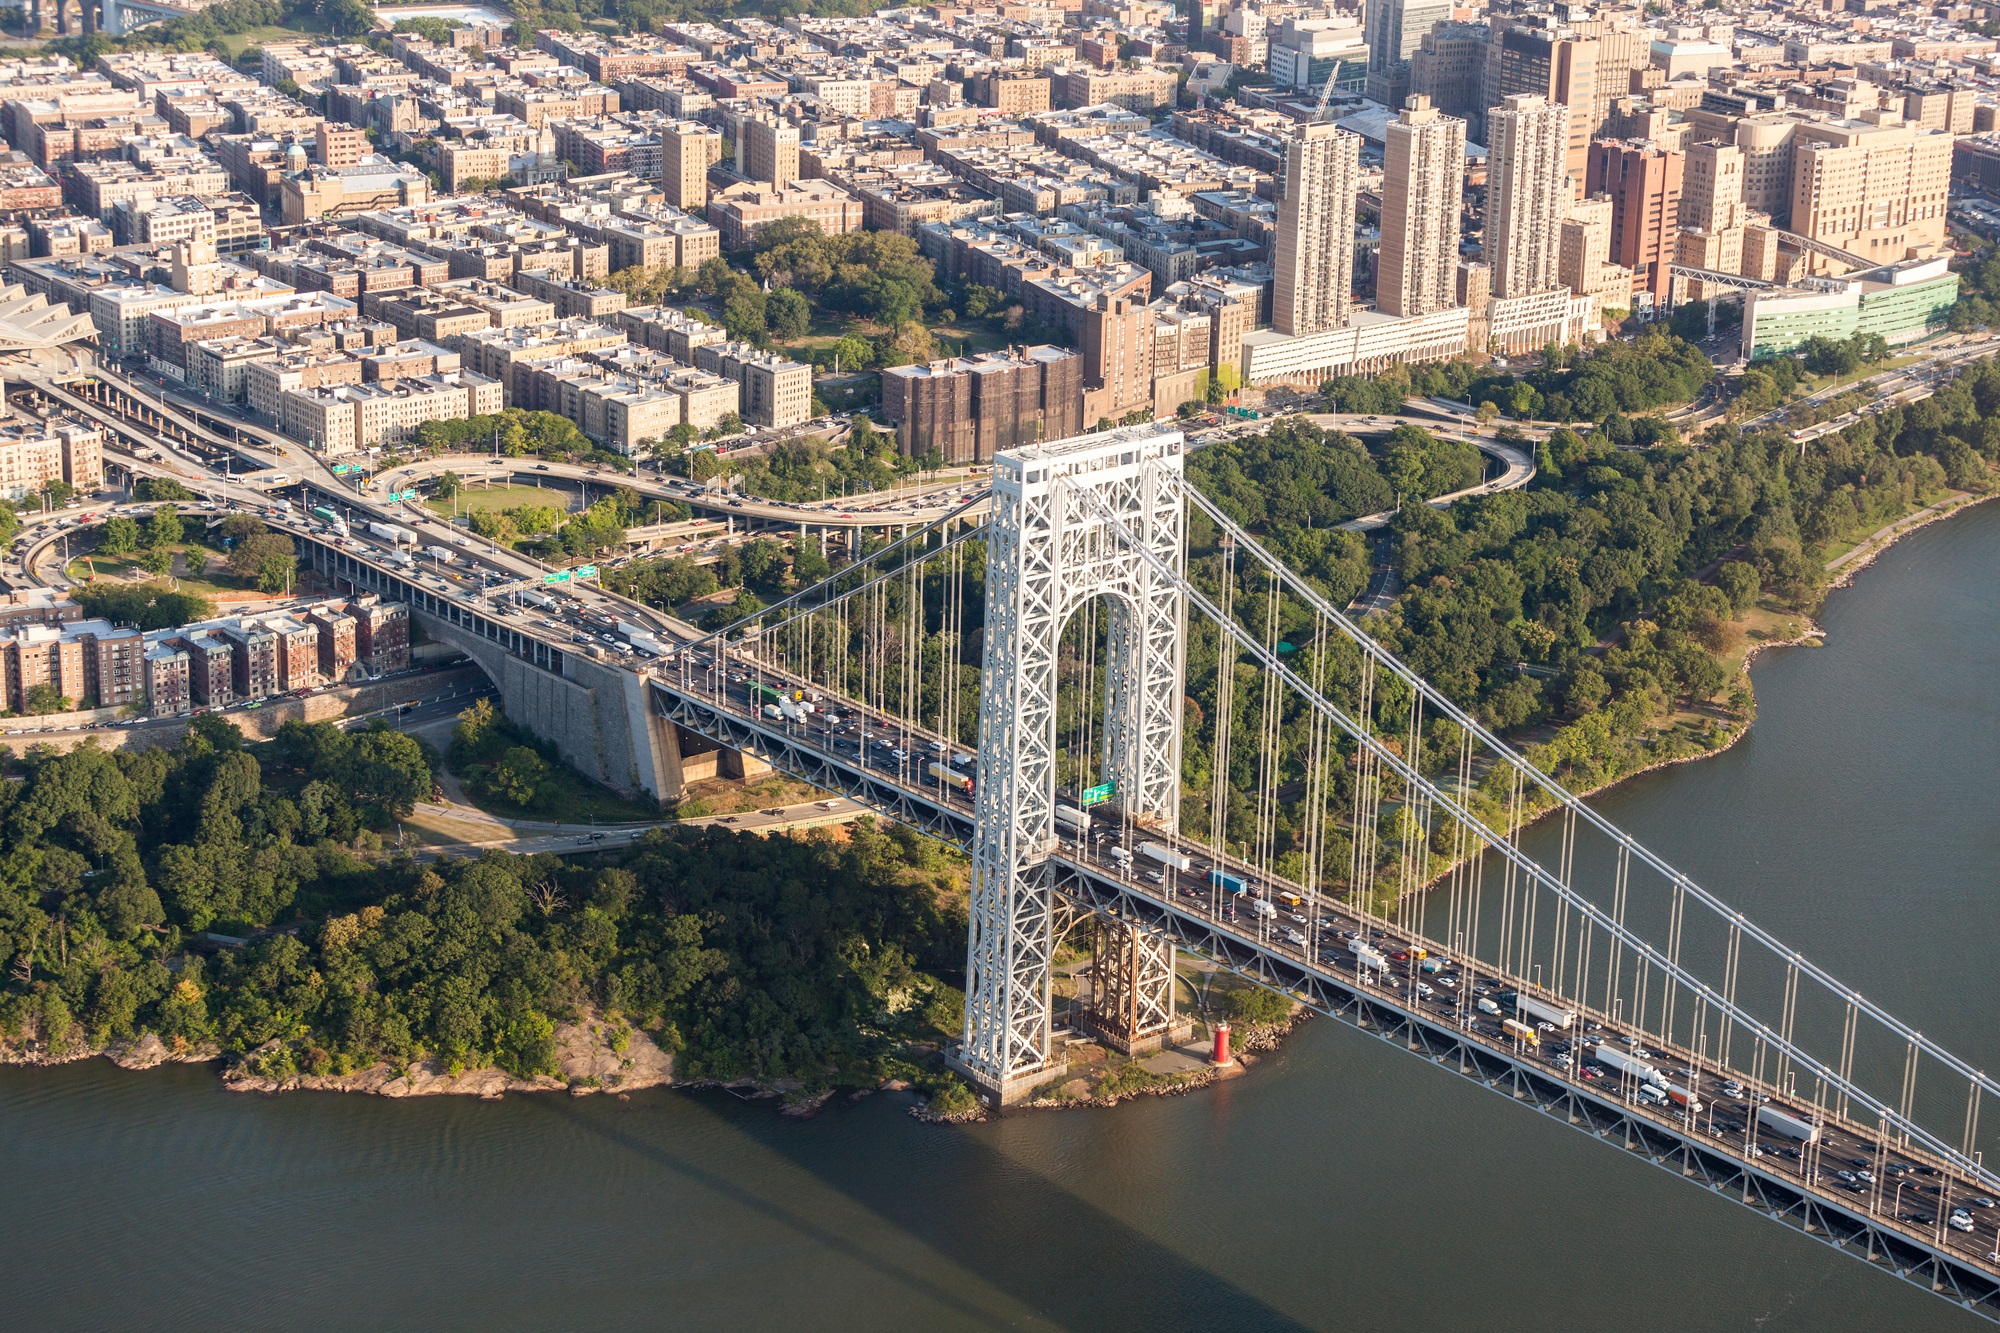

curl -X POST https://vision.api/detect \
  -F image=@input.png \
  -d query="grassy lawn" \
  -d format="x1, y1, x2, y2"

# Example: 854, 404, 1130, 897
1799, 355, 1921, 397
1718, 600, 1813, 677
452, 766, 664, 825
927, 320, 1009, 356
771, 307, 873, 364
210, 17, 338, 57
66, 544, 255, 601
676, 774, 825, 818
428, 483, 581, 519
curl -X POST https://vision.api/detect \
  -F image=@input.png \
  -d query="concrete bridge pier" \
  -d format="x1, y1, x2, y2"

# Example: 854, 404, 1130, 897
655, 716, 770, 793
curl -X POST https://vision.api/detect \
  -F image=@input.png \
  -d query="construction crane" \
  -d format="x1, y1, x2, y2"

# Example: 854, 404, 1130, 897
1311, 58, 1343, 121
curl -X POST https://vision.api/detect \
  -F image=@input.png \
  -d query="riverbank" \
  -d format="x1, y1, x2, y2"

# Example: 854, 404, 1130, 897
1823, 489, 1990, 590
1356, 483, 1996, 939
220, 1015, 675, 1099
1558, 487, 1999, 802
0, 1013, 677, 1100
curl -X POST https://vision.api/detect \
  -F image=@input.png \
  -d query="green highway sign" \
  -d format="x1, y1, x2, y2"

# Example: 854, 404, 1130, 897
388, 489, 418, 501
543, 571, 571, 584
575, 564, 597, 578
1081, 782, 1115, 806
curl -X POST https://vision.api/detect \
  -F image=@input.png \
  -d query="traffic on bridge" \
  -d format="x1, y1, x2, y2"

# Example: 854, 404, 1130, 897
632, 421, 2000, 1322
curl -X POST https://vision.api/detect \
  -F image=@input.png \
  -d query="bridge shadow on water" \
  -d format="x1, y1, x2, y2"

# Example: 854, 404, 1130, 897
524, 1089, 1312, 1332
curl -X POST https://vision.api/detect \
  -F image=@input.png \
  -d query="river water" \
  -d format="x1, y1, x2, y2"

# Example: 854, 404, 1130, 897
7, 505, 2000, 1332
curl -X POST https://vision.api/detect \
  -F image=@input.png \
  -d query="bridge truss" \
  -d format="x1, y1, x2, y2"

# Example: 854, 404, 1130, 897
648, 422, 2000, 1320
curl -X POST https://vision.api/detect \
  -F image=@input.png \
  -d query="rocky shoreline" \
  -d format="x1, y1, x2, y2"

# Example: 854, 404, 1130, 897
0, 1017, 676, 1101
0, 1031, 224, 1074
916, 1010, 1310, 1123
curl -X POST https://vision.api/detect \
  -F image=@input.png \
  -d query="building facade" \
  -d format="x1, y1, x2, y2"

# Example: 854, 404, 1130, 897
1273, 122, 1360, 336
1486, 94, 1571, 300
1377, 96, 1465, 319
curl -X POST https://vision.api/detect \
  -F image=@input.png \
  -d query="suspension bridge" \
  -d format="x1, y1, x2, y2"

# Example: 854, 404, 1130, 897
423, 418, 2000, 1318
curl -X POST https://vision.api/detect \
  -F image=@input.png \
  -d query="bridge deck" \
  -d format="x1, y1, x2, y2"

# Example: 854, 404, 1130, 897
650, 659, 2000, 1317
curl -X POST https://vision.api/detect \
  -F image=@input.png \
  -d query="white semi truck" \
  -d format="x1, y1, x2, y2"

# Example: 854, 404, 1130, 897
367, 522, 417, 546
1757, 1105, 1821, 1144
1514, 994, 1578, 1030
1593, 1044, 1669, 1088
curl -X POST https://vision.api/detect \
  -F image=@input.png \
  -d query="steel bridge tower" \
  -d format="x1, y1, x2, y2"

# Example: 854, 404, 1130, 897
954, 425, 1189, 1105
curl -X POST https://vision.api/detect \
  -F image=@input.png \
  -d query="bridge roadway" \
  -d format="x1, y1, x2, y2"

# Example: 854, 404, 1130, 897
649, 654, 2000, 1315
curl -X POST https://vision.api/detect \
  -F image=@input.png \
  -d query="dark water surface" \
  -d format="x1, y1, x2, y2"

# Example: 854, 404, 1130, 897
7, 505, 2000, 1332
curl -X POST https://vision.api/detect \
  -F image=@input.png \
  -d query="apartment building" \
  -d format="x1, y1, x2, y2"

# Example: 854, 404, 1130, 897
1486, 94, 1571, 299
279, 372, 503, 455
880, 346, 1083, 463
0, 417, 100, 501
1274, 122, 1360, 336
1377, 96, 1465, 319
707, 178, 865, 251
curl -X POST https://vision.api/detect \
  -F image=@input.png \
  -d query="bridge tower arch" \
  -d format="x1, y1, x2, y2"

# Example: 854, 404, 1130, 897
958, 425, 1187, 1104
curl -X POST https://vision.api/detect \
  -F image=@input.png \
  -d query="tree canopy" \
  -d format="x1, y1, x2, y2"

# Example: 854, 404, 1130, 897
0, 720, 964, 1096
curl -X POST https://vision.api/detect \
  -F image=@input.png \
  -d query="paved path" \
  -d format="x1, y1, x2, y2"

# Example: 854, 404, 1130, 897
1824, 492, 1976, 572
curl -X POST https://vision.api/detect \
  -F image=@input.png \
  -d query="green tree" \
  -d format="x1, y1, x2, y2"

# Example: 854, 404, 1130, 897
765, 288, 811, 340
1716, 560, 1761, 614
228, 532, 294, 581
1223, 985, 1292, 1025
136, 548, 172, 576
255, 553, 295, 594
145, 504, 183, 548
134, 477, 193, 502
100, 516, 140, 555
722, 291, 767, 342
24, 682, 68, 714
434, 471, 463, 499
828, 334, 873, 372
488, 747, 548, 805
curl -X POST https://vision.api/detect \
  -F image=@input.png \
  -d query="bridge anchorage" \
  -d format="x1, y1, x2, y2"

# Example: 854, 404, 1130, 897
648, 422, 2000, 1321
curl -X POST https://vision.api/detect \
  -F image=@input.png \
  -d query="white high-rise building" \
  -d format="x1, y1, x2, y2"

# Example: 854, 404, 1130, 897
1378, 95, 1466, 318
1274, 121, 1361, 336
1487, 93, 1571, 299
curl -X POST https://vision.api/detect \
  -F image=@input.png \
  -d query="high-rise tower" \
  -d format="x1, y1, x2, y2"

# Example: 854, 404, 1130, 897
1486, 93, 1570, 299
1364, 0, 1451, 107
1378, 95, 1466, 318
1273, 121, 1361, 336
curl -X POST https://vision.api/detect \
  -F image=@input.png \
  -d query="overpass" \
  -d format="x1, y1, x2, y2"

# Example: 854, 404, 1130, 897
13, 376, 734, 796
